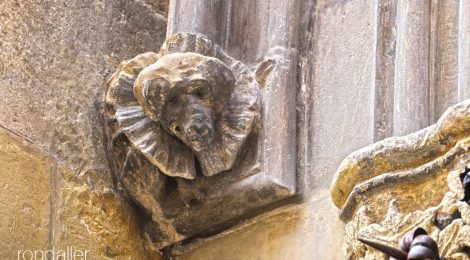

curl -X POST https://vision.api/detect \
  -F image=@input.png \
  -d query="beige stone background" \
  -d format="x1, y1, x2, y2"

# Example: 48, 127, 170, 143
0, 0, 167, 258
173, 0, 470, 259
1, 0, 470, 259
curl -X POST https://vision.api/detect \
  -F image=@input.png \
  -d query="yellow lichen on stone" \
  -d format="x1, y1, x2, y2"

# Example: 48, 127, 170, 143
0, 127, 51, 258
344, 166, 470, 259
331, 100, 470, 220
54, 166, 162, 259
330, 99, 470, 259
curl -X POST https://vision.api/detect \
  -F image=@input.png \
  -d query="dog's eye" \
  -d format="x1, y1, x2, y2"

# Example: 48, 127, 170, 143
170, 122, 182, 134
168, 96, 177, 104
195, 90, 205, 98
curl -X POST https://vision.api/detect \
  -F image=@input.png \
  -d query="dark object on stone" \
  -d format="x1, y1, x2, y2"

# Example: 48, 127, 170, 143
434, 210, 462, 230
358, 228, 441, 260
459, 166, 470, 203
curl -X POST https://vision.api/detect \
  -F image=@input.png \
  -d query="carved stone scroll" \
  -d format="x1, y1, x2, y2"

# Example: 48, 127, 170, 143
104, 33, 296, 248
330, 99, 470, 259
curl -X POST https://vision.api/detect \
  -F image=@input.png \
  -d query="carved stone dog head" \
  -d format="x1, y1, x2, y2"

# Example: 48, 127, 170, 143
106, 33, 260, 180
134, 53, 236, 152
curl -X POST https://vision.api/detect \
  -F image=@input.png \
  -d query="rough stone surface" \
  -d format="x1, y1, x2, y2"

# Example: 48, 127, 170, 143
330, 99, 470, 259
0, 0, 167, 172
331, 100, 470, 221
0, 0, 168, 258
0, 127, 163, 259
343, 159, 470, 259
0, 128, 51, 258
171, 190, 345, 260
53, 166, 161, 259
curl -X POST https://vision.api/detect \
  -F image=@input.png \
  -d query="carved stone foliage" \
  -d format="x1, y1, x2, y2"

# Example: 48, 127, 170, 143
104, 33, 295, 248
330, 100, 470, 259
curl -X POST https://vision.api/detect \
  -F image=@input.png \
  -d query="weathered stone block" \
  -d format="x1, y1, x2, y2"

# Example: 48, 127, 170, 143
53, 166, 162, 259
330, 100, 470, 259
0, 0, 168, 172
0, 127, 51, 258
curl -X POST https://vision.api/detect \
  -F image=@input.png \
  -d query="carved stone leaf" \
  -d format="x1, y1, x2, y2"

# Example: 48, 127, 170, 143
330, 99, 470, 221
438, 220, 470, 257
345, 170, 470, 259
330, 99, 470, 259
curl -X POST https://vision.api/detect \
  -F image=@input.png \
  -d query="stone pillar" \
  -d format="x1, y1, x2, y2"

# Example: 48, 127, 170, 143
393, 0, 431, 136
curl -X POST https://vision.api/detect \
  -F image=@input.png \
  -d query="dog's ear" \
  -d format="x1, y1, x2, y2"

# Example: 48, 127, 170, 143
254, 46, 289, 88
255, 58, 276, 88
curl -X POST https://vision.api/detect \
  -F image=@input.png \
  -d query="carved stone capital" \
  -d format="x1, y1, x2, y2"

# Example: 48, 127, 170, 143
330, 99, 470, 259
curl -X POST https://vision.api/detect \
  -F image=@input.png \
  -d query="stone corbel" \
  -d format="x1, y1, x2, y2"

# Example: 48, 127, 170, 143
104, 33, 298, 249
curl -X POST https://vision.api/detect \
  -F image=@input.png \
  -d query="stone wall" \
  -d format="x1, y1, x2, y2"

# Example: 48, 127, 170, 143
1, 0, 470, 259
173, 0, 470, 259
0, 0, 167, 258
